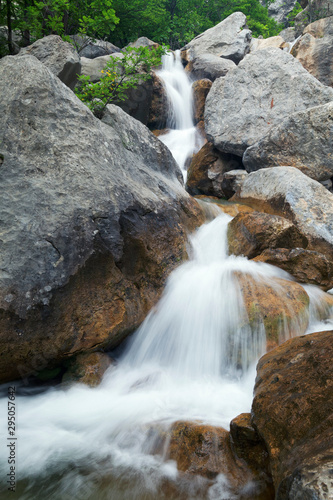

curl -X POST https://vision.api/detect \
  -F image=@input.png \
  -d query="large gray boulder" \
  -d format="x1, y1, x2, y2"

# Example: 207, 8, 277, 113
292, 16, 333, 87
205, 48, 333, 156
243, 102, 333, 181
80, 53, 124, 82
182, 12, 252, 64
186, 53, 236, 81
18, 34, 81, 89
264, 0, 299, 25
232, 167, 333, 259
0, 54, 202, 383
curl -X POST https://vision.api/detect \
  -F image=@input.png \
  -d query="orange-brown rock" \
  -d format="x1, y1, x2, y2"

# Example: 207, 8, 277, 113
165, 420, 274, 499
192, 79, 212, 125
230, 413, 274, 497
253, 248, 333, 291
186, 142, 242, 197
228, 211, 308, 259
148, 72, 169, 130
235, 273, 310, 351
194, 195, 254, 218
252, 330, 333, 499
291, 17, 333, 88
62, 352, 113, 386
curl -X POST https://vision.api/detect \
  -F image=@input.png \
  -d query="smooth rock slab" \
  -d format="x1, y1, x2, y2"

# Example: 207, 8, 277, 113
205, 48, 333, 156
18, 34, 81, 89
243, 102, 333, 181
232, 167, 333, 259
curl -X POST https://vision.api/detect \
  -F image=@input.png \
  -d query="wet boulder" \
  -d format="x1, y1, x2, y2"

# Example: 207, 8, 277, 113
235, 273, 310, 352
227, 211, 308, 259
186, 142, 242, 197
0, 54, 203, 383
232, 167, 333, 260
182, 12, 252, 64
243, 102, 333, 182
253, 248, 333, 291
252, 330, 333, 499
205, 48, 333, 156
18, 34, 81, 89
192, 78, 212, 124
62, 352, 113, 387
147, 72, 169, 130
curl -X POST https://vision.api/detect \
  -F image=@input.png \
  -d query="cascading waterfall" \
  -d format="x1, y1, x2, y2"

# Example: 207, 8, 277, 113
1, 54, 333, 500
157, 51, 204, 179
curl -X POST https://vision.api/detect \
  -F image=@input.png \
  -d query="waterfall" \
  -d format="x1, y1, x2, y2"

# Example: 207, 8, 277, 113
157, 51, 204, 179
1, 52, 333, 500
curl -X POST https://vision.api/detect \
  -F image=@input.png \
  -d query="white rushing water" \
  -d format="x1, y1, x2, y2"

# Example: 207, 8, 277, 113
1, 52, 333, 500
157, 51, 204, 180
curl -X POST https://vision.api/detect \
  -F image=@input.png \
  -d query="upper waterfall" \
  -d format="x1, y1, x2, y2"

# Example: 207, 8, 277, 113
157, 51, 204, 179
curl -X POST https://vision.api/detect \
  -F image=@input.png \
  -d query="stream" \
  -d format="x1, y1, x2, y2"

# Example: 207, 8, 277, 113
0, 51, 333, 500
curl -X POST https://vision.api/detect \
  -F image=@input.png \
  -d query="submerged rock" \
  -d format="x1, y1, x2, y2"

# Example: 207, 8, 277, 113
232, 167, 333, 260
227, 211, 308, 259
18, 34, 81, 89
62, 352, 113, 387
205, 48, 333, 156
182, 12, 252, 64
0, 54, 203, 383
252, 330, 333, 499
243, 102, 333, 182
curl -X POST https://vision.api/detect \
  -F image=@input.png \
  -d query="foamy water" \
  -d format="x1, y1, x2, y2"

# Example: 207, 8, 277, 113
1, 213, 332, 499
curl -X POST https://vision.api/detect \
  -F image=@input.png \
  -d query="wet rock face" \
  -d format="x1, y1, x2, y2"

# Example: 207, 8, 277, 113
252, 330, 333, 499
234, 273, 310, 351
243, 102, 333, 182
232, 167, 333, 260
166, 420, 274, 499
18, 34, 81, 89
192, 79, 213, 125
0, 55, 203, 383
227, 211, 308, 259
186, 142, 242, 197
205, 48, 333, 157
62, 352, 113, 387
182, 12, 252, 64
147, 72, 169, 130
254, 248, 333, 291
292, 16, 333, 88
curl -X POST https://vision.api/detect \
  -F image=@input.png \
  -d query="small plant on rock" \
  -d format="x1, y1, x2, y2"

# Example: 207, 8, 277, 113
75, 45, 167, 118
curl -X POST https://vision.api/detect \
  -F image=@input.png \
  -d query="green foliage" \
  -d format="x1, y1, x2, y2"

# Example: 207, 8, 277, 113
287, 1, 303, 26
74, 45, 166, 118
